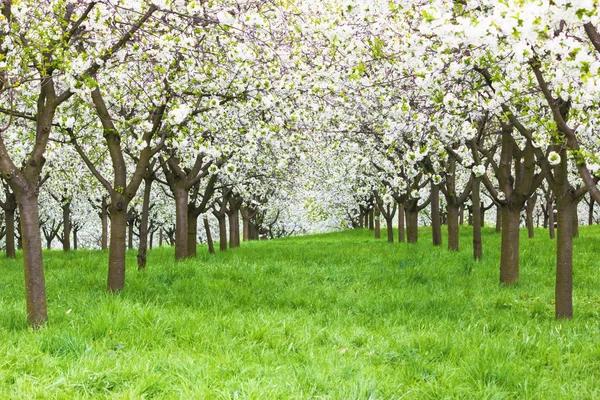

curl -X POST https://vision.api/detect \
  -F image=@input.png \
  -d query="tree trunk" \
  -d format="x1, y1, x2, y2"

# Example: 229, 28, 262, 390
480, 202, 486, 227
217, 215, 227, 251
572, 202, 579, 239
73, 229, 78, 250
458, 204, 464, 225
18, 194, 48, 327
385, 217, 394, 243
62, 202, 71, 251
233, 208, 240, 247
472, 179, 482, 261
5, 209, 15, 259
159, 229, 163, 247
368, 209, 374, 230
101, 196, 108, 250
204, 215, 215, 254
588, 197, 594, 225
447, 205, 459, 251
228, 207, 240, 248
495, 205, 502, 233
549, 204, 556, 239
128, 221, 134, 250
405, 207, 418, 243
242, 210, 249, 242
526, 194, 537, 239
431, 184, 442, 247
46, 237, 52, 250
108, 207, 128, 292
555, 196, 574, 319
173, 187, 189, 260
397, 204, 405, 243
500, 206, 520, 284
137, 178, 152, 270
374, 206, 381, 239
187, 211, 198, 258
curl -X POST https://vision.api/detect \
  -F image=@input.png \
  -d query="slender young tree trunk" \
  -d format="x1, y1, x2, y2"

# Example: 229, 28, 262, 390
458, 204, 464, 225
73, 229, 78, 250
368, 209, 374, 230
572, 202, 579, 238
555, 196, 574, 319
128, 221, 134, 250
480, 203, 487, 227
108, 207, 128, 292
397, 204, 405, 242
46, 237, 52, 250
526, 194, 537, 239
173, 186, 189, 260
500, 206, 520, 284
588, 197, 594, 225
5, 209, 15, 259
137, 178, 152, 270
549, 204, 556, 239
19, 194, 47, 327
159, 229, 163, 247
374, 206, 381, 239
62, 202, 71, 251
431, 185, 442, 247
101, 196, 108, 250
204, 215, 215, 254
405, 207, 418, 243
472, 180, 482, 260
495, 205, 502, 233
447, 205, 459, 251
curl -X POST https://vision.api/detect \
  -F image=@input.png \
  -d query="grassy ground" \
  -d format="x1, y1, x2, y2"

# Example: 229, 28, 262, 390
1, 226, 600, 399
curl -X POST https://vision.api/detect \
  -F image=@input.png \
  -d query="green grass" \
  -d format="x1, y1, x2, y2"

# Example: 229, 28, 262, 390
2, 226, 600, 399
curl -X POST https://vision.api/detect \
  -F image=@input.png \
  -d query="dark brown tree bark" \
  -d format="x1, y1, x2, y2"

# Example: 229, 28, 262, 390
173, 184, 189, 259
5, 207, 15, 258
555, 185, 574, 319
495, 205, 502, 233
405, 205, 418, 244
397, 204, 405, 243
499, 206, 520, 284
572, 200, 580, 238
472, 178, 483, 260
526, 193, 537, 239
18, 194, 47, 327
431, 183, 442, 247
100, 196, 109, 250
212, 190, 231, 252
368, 208, 374, 230
227, 195, 242, 248
374, 205, 381, 239
108, 207, 127, 291
187, 211, 198, 257
137, 172, 153, 270
0, 182, 17, 258
203, 215, 215, 254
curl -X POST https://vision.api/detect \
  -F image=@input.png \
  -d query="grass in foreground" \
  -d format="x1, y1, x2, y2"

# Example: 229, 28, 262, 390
1, 226, 600, 399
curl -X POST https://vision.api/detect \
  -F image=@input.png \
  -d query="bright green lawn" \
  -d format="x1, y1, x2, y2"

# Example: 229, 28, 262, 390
1, 226, 600, 399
